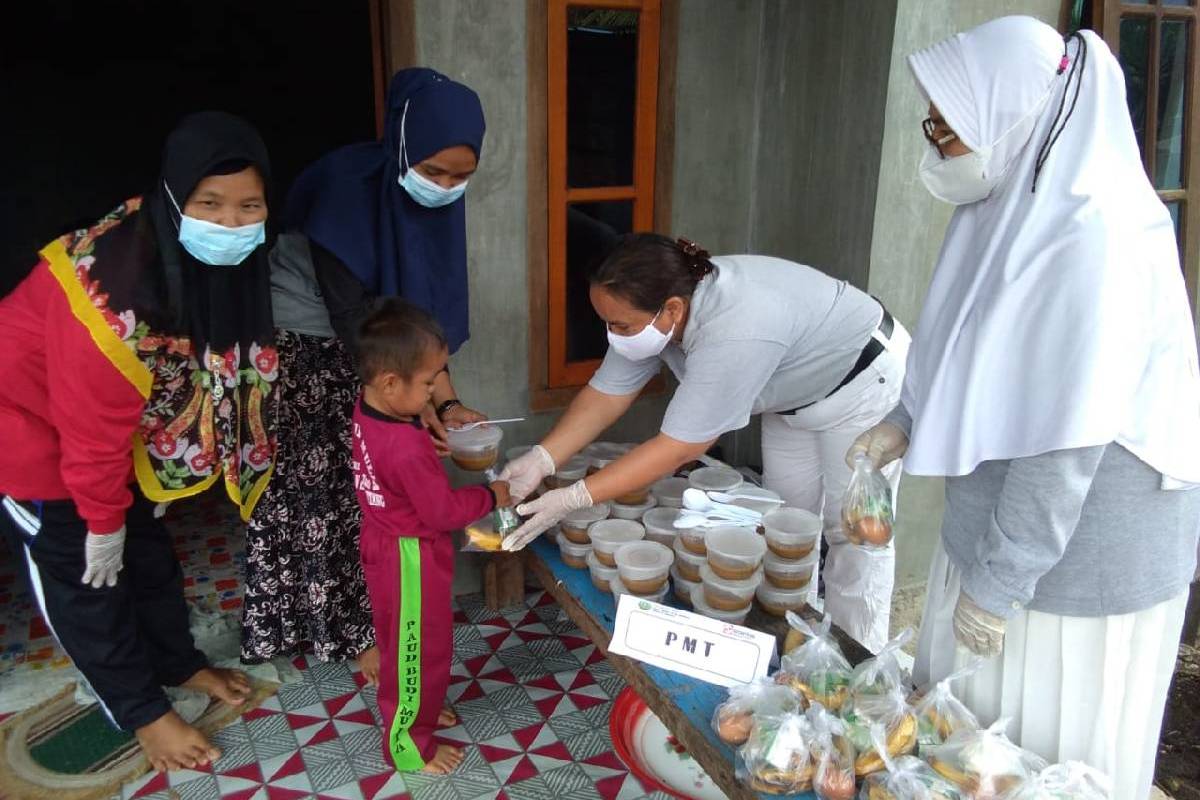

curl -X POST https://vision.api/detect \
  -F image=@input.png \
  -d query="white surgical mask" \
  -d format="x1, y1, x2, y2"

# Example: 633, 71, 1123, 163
918, 146, 1000, 205
397, 100, 469, 208
165, 181, 265, 266
607, 308, 673, 361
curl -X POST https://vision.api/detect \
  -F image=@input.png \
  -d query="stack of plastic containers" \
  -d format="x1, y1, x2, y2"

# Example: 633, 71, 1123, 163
756, 508, 821, 616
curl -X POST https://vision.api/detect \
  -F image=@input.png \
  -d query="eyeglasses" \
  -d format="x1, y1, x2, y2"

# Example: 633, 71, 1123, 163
922, 117, 958, 160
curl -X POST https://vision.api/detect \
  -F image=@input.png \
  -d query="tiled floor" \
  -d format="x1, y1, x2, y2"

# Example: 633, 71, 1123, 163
0, 494, 673, 800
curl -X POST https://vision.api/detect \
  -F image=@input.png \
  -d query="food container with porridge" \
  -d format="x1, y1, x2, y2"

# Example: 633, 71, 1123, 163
651, 476, 689, 508
610, 495, 656, 521
640, 506, 680, 546
670, 565, 700, 607
690, 584, 751, 625
756, 582, 810, 617
699, 563, 763, 611
613, 540, 674, 594
764, 549, 819, 590
588, 519, 644, 567
705, 526, 768, 580
763, 507, 822, 559
559, 503, 610, 544
610, 574, 670, 604
555, 532, 592, 569
446, 425, 504, 471
687, 466, 744, 493
672, 536, 706, 582
586, 550, 619, 592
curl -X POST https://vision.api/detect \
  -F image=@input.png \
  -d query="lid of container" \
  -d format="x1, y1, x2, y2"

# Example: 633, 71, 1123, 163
563, 503, 611, 527
446, 425, 504, 451
687, 466, 744, 492
586, 549, 619, 575
588, 519, 645, 547
705, 527, 768, 563
611, 496, 657, 515
614, 541, 674, 574
642, 506, 680, 535
689, 584, 750, 622
651, 476, 689, 500
763, 548, 820, 570
699, 562, 764, 590
555, 454, 591, 480
610, 575, 669, 601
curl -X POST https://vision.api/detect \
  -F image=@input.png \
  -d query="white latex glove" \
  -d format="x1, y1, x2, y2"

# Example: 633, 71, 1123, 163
498, 445, 556, 504
82, 527, 126, 588
502, 480, 593, 552
845, 422, 909, 470
952, 591, 1007, 658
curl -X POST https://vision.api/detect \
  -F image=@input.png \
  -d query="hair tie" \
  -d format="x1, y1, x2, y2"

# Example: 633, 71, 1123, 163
676, 237, 711, 278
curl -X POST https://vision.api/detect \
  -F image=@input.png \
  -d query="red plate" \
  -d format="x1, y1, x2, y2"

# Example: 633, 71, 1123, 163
609, 687, 704, 800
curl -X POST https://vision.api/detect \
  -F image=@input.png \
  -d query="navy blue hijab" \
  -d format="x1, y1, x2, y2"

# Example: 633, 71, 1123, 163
286, 68, 485, 352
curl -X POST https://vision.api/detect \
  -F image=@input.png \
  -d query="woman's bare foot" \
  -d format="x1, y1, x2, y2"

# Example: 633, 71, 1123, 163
420, 743, 465, 774
437, 706, 458, 728
136, 711, 221, 773
182, 666, 252, 707
357, 646, 381, 687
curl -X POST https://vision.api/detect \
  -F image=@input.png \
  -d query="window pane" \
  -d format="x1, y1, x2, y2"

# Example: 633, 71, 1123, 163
1156, 20, 1190, 189
1120, 16, 1151, 163
1165, 200, 1185, 265
566, 201, 633, 362
567, 8, 639, 188
1162, 0, 1192, 6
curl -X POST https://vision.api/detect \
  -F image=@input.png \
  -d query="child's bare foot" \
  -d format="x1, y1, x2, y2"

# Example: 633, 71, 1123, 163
421, 744, 465, 774
136, 711, 221, 773
437, 706, 458, 728
182, 666, 252, 707
357, 646, 381, 687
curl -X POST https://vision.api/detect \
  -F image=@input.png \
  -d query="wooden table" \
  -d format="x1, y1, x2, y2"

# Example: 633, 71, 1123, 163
523, 536, 872, 800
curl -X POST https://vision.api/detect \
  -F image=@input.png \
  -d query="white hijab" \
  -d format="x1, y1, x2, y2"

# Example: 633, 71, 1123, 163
902, 16, 1200, 484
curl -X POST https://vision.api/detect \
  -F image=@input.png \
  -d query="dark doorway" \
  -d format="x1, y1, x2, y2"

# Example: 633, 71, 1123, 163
0, 1, 379, 295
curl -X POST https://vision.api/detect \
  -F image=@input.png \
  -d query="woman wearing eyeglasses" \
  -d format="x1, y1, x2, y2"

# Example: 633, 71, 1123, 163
850, 17, 1200, 798
500, 234, 910, 653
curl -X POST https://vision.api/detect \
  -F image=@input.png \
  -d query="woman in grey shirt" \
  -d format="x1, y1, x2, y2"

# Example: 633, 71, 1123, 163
851, 17, 1200, 799
501, 234, 910, 652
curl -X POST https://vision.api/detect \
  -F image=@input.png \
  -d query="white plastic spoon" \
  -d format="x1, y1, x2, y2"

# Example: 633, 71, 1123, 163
681, 488, 762, 521
449, 417, 526, 432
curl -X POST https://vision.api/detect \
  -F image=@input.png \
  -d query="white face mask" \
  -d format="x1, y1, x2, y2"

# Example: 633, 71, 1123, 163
918, 145, 1001, 205
607, 308, 674, 361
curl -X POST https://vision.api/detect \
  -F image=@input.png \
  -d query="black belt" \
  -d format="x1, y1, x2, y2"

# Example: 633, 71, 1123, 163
779, 305, 895, 415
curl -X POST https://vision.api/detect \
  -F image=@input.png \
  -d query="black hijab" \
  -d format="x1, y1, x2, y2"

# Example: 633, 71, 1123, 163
142, 111, 274, 359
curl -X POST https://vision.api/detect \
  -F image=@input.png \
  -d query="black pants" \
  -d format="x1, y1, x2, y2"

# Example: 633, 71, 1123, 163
0, 491, 207, 731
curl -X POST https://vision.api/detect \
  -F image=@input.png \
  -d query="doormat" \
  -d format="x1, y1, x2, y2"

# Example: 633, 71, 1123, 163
0, 679, 278, 800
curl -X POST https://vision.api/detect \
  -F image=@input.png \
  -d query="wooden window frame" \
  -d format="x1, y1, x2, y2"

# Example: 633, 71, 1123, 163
1091, 0, 1200, 310
527, 0, 678, 411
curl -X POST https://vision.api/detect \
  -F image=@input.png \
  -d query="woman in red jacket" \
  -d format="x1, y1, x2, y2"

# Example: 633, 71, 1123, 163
0, 112, 278, 772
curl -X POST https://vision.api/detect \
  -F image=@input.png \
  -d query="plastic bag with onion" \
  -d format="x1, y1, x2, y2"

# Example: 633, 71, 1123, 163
843, 454, 895, 548
778, 612, 854, 711
712, 677, 803, 747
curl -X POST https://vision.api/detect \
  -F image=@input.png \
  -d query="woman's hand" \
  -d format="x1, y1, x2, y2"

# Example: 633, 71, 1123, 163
441, 403, 487, 430
502, 480, 593, 551
952, 591, 1007, 657
846, 422, 909, 470
420, 403, 451, 456
498, 445, 557, 504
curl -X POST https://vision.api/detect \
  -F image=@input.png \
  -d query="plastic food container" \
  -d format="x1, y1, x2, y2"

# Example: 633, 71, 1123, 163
756, 582, 809, 617
611, 575, 670, 604
560, 503, 610, 544
556, 532, 592, 570
763, 549, 819, 590
651, 477, 689, 508
676, 521, 708, 555
614, 540, 674, 595
762, 508, 822, 559
727, 486, 784, 516
589, 519, 645, 567
611, 496, 657, 521
700, 563, 763, 611
585, 442, 630, 475
545, 454, 590, 491
687, 466, 744, 493
641, 507, 680, 547
615, 484, 652, 505
673, 536, 706, 582
587, 550, 619, 592
690, 584, 751, 625
705, 527, 768, 580
670, 566, 700, 607
447, 425, 504, 471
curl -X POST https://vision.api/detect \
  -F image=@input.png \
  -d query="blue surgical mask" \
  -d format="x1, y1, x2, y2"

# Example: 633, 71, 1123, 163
165, 181, 266, 266
396, 100, 470, 208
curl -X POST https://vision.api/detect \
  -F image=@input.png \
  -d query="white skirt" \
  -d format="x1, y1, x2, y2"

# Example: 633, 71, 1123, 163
913, 541, 1187, 800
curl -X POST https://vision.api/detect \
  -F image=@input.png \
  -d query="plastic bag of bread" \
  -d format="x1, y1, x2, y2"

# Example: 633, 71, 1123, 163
996, 761, 1111, 800
924, 719, 1048, 799
806, 704, 858, 800
712, 678, 803, 747
778, 612, 854, 711
843, 454, 894, 548
912, 662, 980, 752
738, 711, 814, 795
849, 628, 914, 699
841, 686, 919, 777
859, 724, 964, 799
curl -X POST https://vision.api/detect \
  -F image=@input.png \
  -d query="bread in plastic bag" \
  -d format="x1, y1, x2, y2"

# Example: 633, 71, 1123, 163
859, 724, 965, 799
924, 719, 1048, 799
778, 612, 854, 711
841, 686, 919, 776
806, 703, 858, 800
996, 761, 1111, 800
912, 661, 981, 751
843, 454, 894, 548
850, 628, 914, 698
738, 710, 814, 795
712, 677, 803, 746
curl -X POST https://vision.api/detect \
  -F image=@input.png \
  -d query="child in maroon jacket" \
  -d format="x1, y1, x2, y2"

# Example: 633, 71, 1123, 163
350, 298, 509, 775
